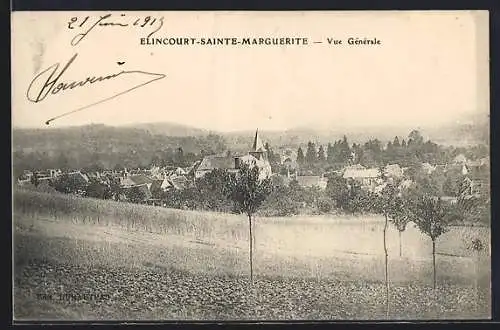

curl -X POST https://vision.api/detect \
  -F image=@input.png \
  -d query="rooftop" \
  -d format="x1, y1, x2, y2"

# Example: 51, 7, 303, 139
343, 168, 381, 179
197, 155, 235, 171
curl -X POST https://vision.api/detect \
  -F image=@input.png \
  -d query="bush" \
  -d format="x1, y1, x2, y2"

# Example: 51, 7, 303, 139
259, 185, 300, 217
51, 174, 88, 195
316, 197, 335, 214
85, 182, 112, 199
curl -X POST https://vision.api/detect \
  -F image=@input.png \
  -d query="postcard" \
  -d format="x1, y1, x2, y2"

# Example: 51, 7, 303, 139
12, 10, 490, 321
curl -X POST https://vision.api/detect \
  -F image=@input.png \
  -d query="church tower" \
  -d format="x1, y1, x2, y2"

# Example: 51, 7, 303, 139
249, 129, 268, 161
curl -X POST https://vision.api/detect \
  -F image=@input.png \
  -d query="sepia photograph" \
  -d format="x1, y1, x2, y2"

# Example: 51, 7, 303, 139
12, 10, 490, 321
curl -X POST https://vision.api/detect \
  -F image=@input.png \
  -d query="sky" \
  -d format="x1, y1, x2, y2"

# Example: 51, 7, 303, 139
11, 11, 489, 132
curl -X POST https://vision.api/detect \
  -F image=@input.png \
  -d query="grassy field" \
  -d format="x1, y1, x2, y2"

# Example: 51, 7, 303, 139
13, 189, 491, 320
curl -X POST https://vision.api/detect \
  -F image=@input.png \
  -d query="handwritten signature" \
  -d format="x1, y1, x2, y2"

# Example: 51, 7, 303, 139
68, 13, 164, 46
26, 53, 166, 125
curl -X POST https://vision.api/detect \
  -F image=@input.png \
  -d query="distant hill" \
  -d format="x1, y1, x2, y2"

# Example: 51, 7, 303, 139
12, 124, 228, 173
13, 123, 223, 152
125, 122, 209, 137
115, 110, 490, 148
426, 112, 489, 147
223, 114, 489, 149
12, 112, 489, 173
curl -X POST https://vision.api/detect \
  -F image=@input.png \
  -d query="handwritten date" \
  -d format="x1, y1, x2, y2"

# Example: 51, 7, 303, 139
68, 13, 164, 46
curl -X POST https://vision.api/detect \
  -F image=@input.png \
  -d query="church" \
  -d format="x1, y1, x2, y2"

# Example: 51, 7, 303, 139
234, 129, 273, 180
195, 129, 272, 180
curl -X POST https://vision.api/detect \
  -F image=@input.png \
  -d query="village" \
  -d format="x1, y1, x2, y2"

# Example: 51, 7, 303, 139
15, 129, 490, 214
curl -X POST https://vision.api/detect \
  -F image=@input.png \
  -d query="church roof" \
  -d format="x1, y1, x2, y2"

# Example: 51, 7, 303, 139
252, 129, 266, 152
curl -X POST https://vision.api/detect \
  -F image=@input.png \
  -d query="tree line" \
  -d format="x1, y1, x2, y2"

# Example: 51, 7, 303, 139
295, 130, 488, 175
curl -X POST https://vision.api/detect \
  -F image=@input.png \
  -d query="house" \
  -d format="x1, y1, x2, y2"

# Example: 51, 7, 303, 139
17, 173, 32, 186
169, 175, 189, 190
175, 167, 187, 176
149, 178, 173, 192
332, 164, 365, 177
85, 172, 102, 181
121, 174, 154, 190
463, 164, 490, 196
35, 170, 51, 178
149, 166, 164, 180
195, 129, 272, 181
345, 164, 366, 171
343, 168, 381, 188
195, 155, 237, 179
295, 175, 328, 190
48, 169, 62, 178
22, 170, 34, 177
441, 196, 458, 205
67, 171, 90, 185
120, 176, 136, 187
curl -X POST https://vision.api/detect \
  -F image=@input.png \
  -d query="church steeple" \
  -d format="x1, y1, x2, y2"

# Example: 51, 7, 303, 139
252, 128, 265, 152
250, 128, 267, 160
